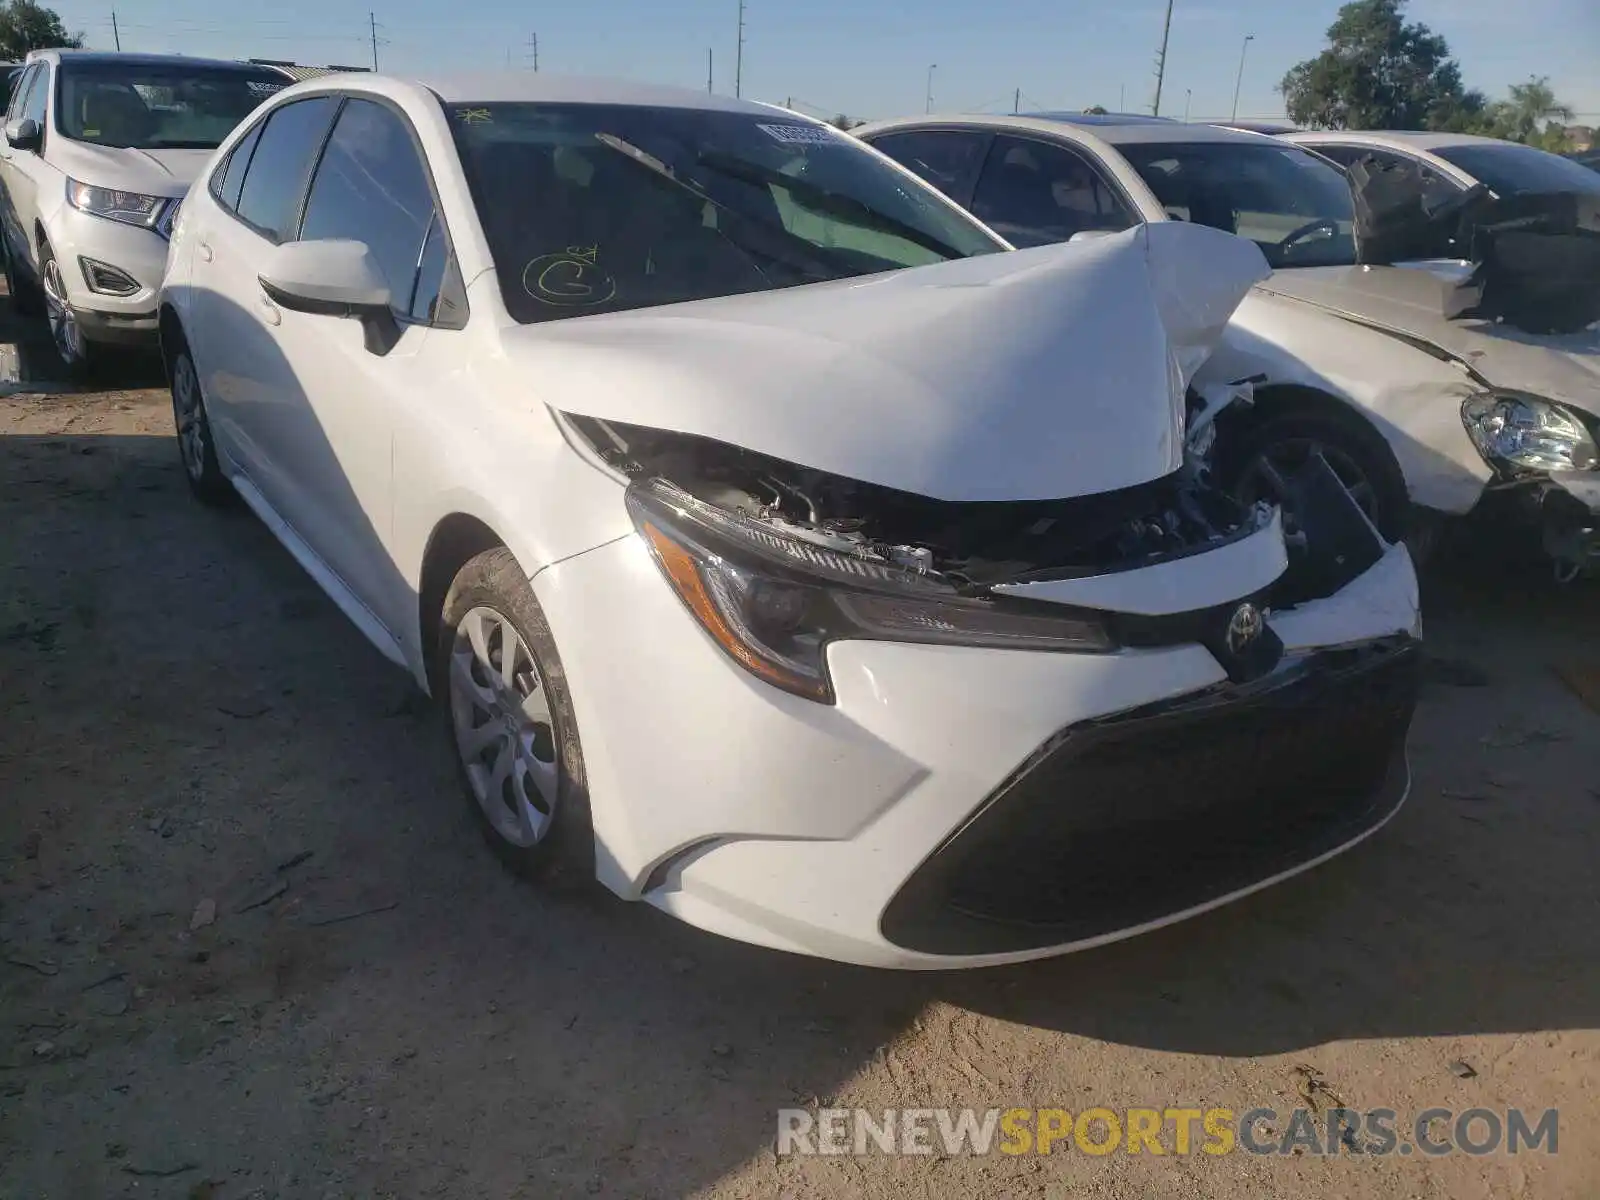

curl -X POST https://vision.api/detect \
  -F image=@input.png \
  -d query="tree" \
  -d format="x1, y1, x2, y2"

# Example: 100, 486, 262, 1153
0, 0, 82, 61
1494, 76, 1574, 143
1280, 0, 1478, 130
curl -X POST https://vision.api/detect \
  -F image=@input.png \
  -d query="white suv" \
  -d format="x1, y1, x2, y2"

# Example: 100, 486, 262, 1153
0, 50, 288, 370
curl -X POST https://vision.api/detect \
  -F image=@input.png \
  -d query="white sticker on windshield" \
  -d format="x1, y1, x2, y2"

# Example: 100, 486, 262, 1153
757, 123, 836, 146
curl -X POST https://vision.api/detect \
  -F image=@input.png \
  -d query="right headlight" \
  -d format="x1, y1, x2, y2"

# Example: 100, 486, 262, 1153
626, 479, 1113, 704
1461, 393, 1599, 474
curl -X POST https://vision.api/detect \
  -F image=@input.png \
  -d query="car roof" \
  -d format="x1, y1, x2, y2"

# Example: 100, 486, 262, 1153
857, 112, 1278, 147
1020, 111, 1178, 127
1288, 129, 1511, 153
412, 71, 792, 117
27, 49, 282, 73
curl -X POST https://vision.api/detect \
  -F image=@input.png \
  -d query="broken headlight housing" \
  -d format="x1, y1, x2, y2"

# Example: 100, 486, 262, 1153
626, 480, 1113, 703
1461, 393, 1599, 474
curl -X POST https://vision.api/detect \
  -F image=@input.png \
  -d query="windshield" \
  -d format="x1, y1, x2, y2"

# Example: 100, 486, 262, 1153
55, 61, 289, 150
445, 102, 1004, 324
1433, 142, 1600, 197
1119, 140, 1358, 269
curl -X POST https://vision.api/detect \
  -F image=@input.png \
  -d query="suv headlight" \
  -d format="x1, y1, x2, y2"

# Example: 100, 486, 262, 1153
1461, 393, 1599, 474
66, 179, 169, 231
626, 480, 1113, 703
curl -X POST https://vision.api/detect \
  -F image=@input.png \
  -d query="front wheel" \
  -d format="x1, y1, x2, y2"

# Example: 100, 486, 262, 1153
38, 244, 92, 376
437, 547, 594, 886
1222, 409, 1411, 546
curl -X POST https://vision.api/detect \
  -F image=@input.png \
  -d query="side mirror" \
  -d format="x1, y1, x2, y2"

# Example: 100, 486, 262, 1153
5, 118, 41, 152
257, 239, 400, 355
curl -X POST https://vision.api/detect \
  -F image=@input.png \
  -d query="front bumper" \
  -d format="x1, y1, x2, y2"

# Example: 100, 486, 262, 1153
533, 537, 1421, 969
1471, 471, 1600, 577
44, 204, 171, 346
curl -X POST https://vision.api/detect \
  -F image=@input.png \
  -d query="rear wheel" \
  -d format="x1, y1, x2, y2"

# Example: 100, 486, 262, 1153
437, 547, 593, 886
168, 345, 232, 505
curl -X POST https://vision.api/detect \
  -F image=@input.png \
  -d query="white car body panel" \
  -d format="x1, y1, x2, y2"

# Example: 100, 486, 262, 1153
161, 74, 1423, 968
538, 221, 1269, 503
994, 509, 1289, 615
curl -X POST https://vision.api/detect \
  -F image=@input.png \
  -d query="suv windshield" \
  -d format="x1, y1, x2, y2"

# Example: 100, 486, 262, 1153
1433, 142, 1600, 197
56, 61, 288, 150
446, 102, 1003, 324
1119, 140, 1358, 268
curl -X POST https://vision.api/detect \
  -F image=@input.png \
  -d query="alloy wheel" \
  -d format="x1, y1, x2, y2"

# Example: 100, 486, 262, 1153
40, 256, 82, 367
171, 354, 207, 481
448, 605, 560, 848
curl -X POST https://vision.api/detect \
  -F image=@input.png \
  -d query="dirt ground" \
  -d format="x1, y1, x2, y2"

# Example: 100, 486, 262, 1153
1, 334, 1598, 1199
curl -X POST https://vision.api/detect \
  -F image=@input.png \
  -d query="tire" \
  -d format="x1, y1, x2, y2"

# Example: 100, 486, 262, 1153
37, 242, 93, 378
436, 547, 594, 887
3, 242, 41, 317
167, 343, 233, 506
1221, 407, 1411, 545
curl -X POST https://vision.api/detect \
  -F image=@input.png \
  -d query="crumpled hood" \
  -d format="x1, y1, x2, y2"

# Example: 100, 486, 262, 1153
519, 222, 1268, 502
46, 139, 211, 198
1257, 265, 1600, 415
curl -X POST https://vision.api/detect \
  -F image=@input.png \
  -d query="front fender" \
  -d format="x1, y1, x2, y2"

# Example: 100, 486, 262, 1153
1203, 292, 1492, 515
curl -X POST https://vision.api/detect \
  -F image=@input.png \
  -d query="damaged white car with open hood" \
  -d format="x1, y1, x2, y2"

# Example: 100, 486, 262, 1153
159, 74, 1421, 968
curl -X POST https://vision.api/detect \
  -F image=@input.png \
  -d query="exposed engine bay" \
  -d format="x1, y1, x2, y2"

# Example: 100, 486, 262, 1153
569, 413, 1276, 590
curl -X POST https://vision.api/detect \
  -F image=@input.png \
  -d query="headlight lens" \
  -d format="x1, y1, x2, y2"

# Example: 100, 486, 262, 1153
66, 179, 167, 230
1461, 394, 1599, 473
627, 480, 1113, 703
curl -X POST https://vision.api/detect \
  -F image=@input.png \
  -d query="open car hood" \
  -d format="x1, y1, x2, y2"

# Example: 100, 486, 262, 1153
1256, 266, 1600, 415
516, 222, 1269, 502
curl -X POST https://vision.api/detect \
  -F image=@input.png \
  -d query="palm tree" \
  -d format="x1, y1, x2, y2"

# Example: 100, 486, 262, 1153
1496, 76, 1574, 143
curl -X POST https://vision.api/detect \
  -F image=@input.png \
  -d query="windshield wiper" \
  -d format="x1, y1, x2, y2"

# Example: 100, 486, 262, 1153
694, 150, 966, 261
593, 132, 843, 283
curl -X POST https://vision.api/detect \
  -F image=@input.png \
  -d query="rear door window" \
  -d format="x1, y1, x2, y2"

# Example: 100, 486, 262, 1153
232, 95, 339, 242
210, 118, 265, 212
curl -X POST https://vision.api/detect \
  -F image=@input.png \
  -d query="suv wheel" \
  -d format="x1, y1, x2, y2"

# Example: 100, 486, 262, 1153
39, 243, 91, 375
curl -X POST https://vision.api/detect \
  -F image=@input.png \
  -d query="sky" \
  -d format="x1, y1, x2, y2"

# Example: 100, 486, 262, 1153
48, 0, 1600, 125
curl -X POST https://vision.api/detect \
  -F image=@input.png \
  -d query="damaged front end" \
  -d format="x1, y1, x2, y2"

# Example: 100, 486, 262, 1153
568, 415, 1386, 701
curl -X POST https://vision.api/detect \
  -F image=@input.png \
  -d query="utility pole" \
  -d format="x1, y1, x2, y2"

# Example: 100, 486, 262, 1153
1119, 82, 1125, 110
529, 32, 539, 72
111, 10, 121, 50
369, 11, 379, 72
925, 63, 936, 114
734, 0, 745, 98
1013, 87, 1020, 114
1184, 88, 1192, 122
1231, 34, 1255, 121
1152, 0, 1174, 116
707, 47, 713, 93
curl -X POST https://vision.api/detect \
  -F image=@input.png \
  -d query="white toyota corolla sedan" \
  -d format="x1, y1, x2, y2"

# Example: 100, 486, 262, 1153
160, 73, 1423, 969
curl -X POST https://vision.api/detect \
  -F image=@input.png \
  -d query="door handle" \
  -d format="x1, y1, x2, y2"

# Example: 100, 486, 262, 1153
256, 290, 281, 327
196, 239, 214, 263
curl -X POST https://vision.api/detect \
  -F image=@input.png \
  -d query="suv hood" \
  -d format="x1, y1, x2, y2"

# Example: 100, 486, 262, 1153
517, 222, 1269, 502
48, 138, 212, 198
1258, 265, 1600, 415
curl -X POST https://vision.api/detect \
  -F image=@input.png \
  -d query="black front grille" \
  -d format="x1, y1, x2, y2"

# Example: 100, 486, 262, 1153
880, 637, 1421, 956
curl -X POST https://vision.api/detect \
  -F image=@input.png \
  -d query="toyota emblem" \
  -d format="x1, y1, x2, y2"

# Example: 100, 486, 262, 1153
1226, 602, 1264, 656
